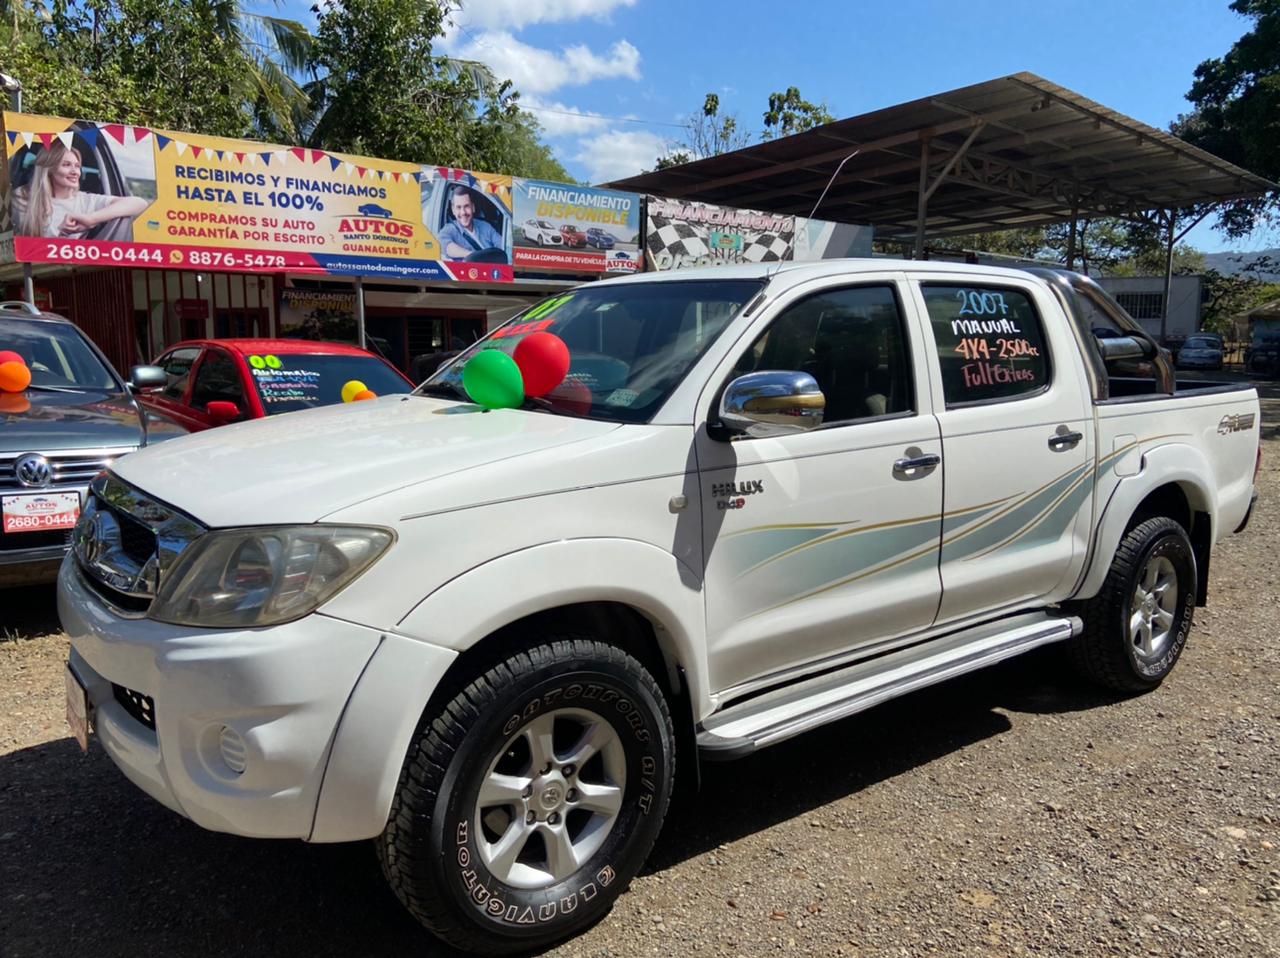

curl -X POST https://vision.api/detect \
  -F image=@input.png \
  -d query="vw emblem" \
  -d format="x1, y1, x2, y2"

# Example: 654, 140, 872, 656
14, 453, 52, 488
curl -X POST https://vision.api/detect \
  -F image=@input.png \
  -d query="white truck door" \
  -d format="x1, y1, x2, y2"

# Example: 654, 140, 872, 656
696, 280, 943, 696
910, 276, 1095, 625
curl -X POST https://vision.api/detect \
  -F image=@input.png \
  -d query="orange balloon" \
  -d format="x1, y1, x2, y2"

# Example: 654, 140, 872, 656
352, 389, 377, 401
0, 392, 30, 414
0, 360, 31, 393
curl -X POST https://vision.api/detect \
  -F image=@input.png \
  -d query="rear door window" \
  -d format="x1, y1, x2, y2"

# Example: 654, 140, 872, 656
921, 285, 1050, 406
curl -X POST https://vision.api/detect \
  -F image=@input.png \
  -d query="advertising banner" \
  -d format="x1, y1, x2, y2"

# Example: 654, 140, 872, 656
1, 111, 513, 282
513, 180, 641, 273
644, 195, 872, 271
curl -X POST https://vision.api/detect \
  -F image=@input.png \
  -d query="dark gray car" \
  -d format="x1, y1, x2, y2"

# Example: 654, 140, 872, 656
0, 302, 182, 587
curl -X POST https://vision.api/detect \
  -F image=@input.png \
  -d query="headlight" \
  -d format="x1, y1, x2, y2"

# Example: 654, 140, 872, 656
148, 525, 393, 628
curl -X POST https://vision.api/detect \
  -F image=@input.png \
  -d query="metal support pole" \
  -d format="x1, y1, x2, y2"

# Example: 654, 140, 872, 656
914, 136, 930, 261
1066, 202, 1078, 271
22, 263, 34, 306
1160, 211, 1176, 344
355, 276, 367, 349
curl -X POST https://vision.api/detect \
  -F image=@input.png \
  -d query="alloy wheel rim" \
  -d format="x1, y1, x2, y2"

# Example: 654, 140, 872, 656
1130, 554, 1178, 661
473, 707, 626, 890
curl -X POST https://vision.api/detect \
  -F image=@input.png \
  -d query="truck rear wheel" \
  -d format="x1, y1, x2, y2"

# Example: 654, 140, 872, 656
1069, 516, 1197, 692
378, 637, 675, 955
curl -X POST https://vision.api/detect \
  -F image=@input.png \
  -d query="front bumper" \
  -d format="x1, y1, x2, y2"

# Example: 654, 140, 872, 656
0, 541, 66, 587
58, 556, 389, 839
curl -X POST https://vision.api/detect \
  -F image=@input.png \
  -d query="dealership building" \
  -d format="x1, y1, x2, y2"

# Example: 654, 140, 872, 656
1, 72, 1273, 374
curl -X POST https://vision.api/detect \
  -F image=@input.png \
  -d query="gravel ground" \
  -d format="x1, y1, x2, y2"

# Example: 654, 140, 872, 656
2, 382, 1277, 958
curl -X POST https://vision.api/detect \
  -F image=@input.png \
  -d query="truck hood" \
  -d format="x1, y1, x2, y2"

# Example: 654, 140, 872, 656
0, 389, 147, 451
110, 395, 620, 527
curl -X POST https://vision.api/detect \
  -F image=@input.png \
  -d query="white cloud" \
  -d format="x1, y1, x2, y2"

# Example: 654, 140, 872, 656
522, 96, 613, 136
572, 129, 670, 184
448, 0, 638, 32
448, 30, 640, 96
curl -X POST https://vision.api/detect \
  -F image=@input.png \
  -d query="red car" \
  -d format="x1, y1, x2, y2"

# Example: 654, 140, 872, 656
559, 224, 587, 248
139, 338, 414, 432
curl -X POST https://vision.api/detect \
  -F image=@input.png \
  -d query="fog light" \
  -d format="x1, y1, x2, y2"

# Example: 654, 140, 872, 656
218, 725, 248, 774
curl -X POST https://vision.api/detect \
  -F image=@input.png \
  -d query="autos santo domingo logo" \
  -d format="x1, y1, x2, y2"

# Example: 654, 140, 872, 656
711, 479, 764, 511
335, 212, 415, 257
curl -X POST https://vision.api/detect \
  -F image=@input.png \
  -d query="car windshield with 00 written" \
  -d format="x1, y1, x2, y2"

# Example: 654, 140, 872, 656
248, 353, 413, 414
420, 278, 764, 424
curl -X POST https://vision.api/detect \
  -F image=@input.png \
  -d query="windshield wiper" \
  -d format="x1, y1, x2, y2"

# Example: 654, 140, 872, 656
25, 384, 106, 394
415, 382, 466, 399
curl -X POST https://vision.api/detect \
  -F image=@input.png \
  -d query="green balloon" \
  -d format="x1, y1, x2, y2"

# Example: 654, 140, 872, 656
462, 349, 525, 409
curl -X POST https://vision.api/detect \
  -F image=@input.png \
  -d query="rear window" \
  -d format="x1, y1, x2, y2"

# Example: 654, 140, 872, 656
921, 285, 1051, 405
246, 353, 411, 414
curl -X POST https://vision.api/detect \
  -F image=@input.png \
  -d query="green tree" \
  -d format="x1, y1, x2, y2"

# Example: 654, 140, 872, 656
1171, 0, 1280, 237
1, 0, 311, 139
305, 0, 567, 176
762, 86, 834, 139
655, 93, 747, 169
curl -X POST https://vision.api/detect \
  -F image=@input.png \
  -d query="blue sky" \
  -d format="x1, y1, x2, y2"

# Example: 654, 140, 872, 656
290, 0, 1278, 254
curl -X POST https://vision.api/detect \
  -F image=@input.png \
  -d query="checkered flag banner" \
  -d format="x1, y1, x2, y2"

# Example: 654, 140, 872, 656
645, 196, 796, 270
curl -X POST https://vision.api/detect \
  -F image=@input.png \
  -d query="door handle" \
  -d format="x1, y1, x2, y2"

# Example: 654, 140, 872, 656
1048, 431, 1084, 450
893, 453, 941, 475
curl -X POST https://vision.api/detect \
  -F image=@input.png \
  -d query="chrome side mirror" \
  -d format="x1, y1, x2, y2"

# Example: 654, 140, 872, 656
128, 365, 167, 390
718, 371, 825, 439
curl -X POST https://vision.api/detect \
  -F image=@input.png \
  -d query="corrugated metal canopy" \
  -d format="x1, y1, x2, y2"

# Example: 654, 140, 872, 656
607, 72, 1278, 242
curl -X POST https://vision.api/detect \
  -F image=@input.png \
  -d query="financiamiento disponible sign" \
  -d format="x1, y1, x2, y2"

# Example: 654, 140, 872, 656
0, 111, 533, 283
512, 180, 641, 274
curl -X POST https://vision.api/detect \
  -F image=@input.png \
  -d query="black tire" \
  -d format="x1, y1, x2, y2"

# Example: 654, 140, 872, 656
378, 637, 675, 955
1068, 516, 1197, 692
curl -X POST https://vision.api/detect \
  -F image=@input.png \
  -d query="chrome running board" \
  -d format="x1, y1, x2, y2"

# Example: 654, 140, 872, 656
697, 612, 1081, 760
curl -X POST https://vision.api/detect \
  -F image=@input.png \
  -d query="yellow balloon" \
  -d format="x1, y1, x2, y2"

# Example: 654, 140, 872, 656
341, 379, 368, 403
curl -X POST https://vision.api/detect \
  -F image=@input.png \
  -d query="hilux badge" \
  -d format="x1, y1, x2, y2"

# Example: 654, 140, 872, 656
712, 479, 764, 511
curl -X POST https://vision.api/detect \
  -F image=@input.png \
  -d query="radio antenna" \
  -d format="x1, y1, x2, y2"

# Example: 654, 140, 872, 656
770, 149, 860, 277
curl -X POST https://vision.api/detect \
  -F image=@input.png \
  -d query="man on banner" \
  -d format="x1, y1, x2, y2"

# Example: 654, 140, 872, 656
439, 186, 505, 262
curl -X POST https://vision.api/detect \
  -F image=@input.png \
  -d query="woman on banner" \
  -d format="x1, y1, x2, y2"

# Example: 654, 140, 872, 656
14, 141, 149, 238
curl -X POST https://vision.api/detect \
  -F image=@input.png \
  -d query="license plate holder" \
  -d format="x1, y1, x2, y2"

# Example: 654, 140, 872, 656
2, 491, 81, 534
65, 664, 90, 754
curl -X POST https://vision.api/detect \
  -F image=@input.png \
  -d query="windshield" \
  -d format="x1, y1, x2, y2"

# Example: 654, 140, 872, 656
1184, 336, 1219, 349
247, 353, 412, 414
0, 317, 117, 389
423, 279, 764, 424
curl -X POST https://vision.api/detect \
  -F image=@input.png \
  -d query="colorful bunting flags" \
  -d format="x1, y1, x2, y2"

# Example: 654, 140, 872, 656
102, 124, 126, 145
156, 134, 171, 151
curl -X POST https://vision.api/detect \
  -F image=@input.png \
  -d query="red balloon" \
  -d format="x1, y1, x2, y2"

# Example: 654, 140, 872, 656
352, 389, 377, 401
513, 332, 570, 397
0, 351, 22, 366
546, 377, 592, 416
0, 360, 31, 393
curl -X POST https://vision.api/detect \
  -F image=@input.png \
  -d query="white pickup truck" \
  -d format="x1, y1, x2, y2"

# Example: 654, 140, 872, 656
58, 261, 1261, 954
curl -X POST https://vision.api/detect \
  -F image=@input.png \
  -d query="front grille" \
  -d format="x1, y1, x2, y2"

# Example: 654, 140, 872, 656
0, 448, 134, 493
112, 684, 156, 730
111, 507, 157, 566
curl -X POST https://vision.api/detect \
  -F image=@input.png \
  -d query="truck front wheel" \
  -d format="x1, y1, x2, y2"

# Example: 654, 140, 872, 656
378, 637, 675, 955
1069, 516, 1197, 692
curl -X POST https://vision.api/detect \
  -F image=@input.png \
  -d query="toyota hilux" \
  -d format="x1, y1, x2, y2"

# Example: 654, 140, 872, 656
58, 262, 1261, 954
